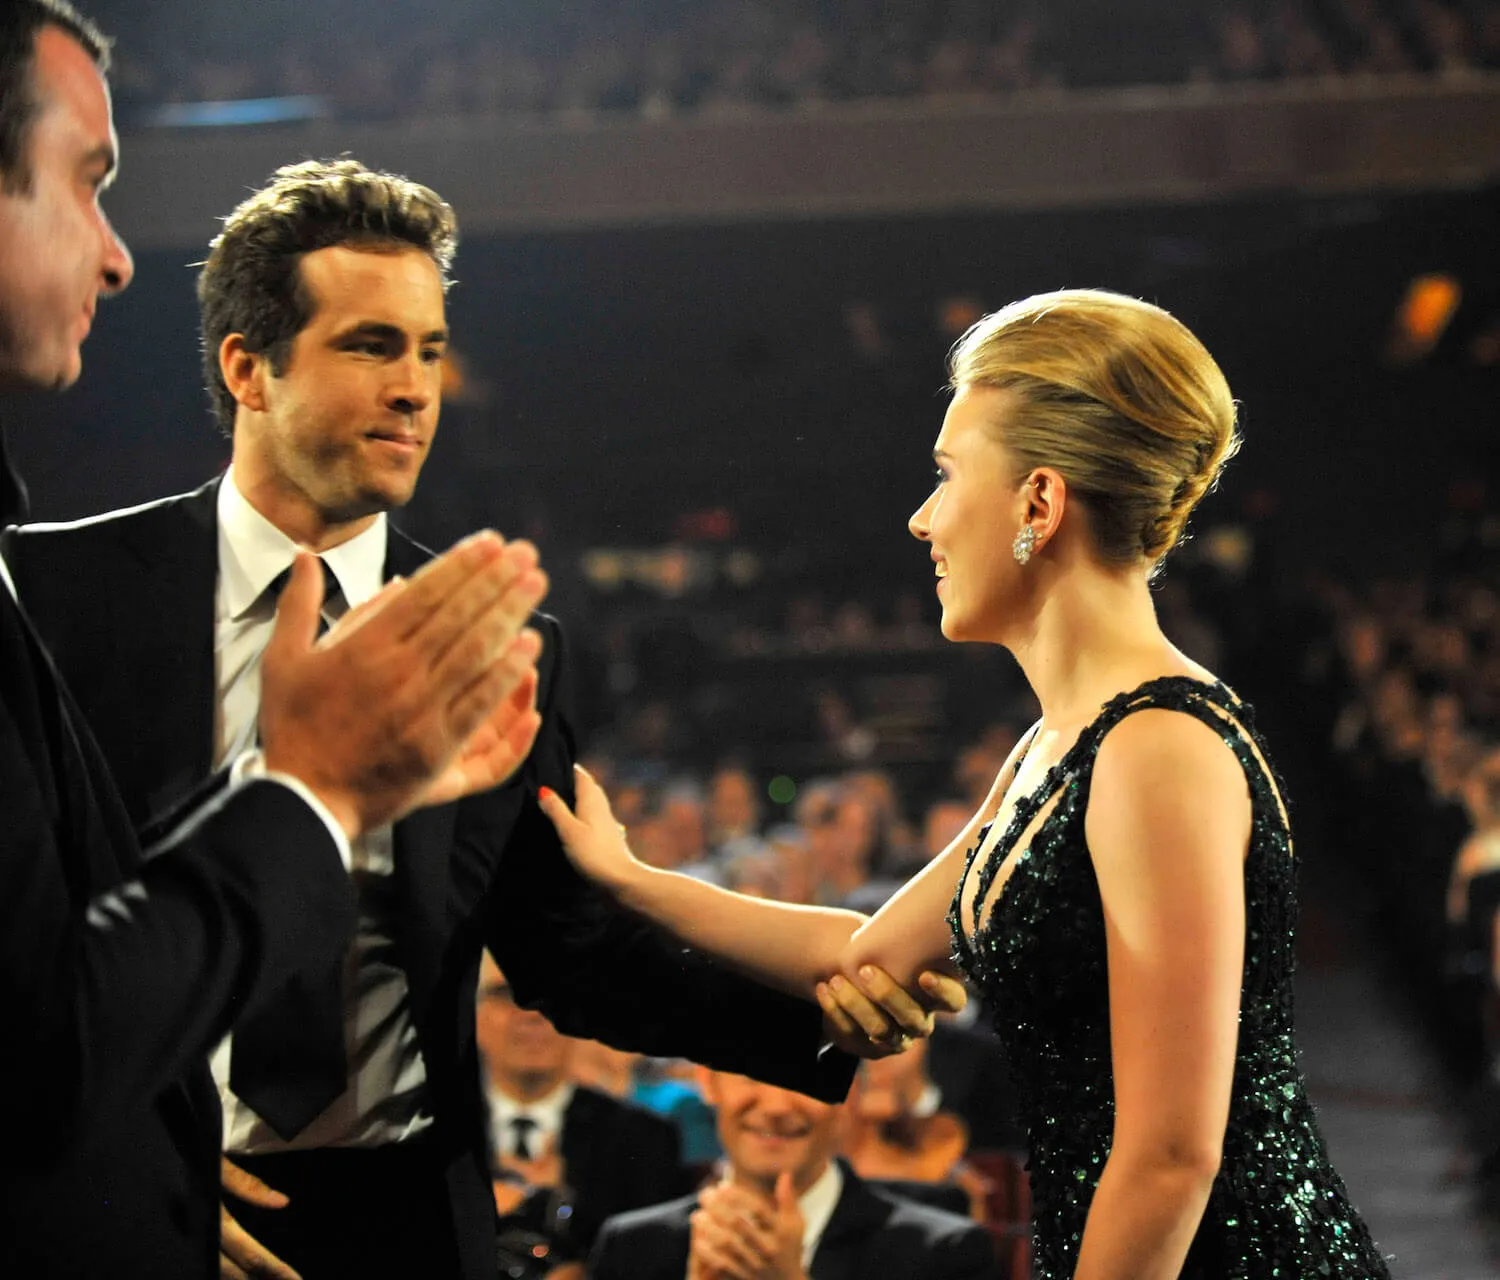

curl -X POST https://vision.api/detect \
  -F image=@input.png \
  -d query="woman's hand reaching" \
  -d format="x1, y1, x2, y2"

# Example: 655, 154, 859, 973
537, 764, 644, 896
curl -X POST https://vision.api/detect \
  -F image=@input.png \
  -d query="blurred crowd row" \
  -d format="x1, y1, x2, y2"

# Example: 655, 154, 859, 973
1294, 506, 1500, 1176
115, 0, 1500, 125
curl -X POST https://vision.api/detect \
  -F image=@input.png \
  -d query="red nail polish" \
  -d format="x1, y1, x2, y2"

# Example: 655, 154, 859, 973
538, 786, 554, 802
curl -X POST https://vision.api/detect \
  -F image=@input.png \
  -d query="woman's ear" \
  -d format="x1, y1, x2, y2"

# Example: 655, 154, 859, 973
1024, 468, 1068, 547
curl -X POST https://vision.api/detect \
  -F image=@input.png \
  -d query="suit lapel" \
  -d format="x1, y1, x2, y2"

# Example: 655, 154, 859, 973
114, 480, 219, 826
810, 1164, 892, 1280
385, 527, 455, 1021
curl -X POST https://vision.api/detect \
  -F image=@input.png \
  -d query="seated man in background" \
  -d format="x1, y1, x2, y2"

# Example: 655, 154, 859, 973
590, 1066, 1000, 1280
476, 955, 688, 1266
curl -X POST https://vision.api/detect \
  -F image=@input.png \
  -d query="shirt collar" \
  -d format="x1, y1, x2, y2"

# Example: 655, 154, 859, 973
485, 1080, 575, 1137
218, 468, 388, 619
798, 1159, 844, 1268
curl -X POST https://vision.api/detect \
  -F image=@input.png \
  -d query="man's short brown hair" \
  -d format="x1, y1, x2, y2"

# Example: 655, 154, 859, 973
0, 0, 111, 192
197, 158, 459, 434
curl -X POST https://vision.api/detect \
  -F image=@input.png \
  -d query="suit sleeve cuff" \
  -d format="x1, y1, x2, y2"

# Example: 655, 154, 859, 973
229, 749, 353, 872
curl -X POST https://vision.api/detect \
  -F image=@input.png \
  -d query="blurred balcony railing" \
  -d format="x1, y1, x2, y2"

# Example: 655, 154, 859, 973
110, 73, 1500, 249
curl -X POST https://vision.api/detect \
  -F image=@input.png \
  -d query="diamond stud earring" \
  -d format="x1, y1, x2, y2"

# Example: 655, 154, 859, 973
1013, 526, 1038, 565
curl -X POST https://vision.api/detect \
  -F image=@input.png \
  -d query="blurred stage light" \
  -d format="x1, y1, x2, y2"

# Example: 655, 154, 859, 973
1385, 272, 1462, 365
937, 296, 984, 338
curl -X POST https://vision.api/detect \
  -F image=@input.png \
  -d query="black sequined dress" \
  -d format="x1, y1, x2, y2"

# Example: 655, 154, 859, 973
948, 677, 1390, 1279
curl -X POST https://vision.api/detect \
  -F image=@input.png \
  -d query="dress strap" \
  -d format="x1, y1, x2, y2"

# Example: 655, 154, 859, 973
1073, 677, 1291, 841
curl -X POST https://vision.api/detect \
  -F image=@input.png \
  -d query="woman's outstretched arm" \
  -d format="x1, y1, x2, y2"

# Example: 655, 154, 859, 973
538, 765, 987, 1002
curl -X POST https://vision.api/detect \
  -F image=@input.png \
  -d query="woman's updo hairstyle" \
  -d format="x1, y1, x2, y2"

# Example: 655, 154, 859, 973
949, 289, 1240, 567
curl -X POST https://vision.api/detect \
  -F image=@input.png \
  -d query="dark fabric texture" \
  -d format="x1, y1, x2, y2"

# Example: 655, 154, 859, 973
554, 1083, 688, 1256
229, 1137, 461, 1280
0, 503, 355, 1276
948, 676, 1392, 1279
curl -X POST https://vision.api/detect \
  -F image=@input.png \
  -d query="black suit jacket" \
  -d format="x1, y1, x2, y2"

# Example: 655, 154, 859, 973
5, 479, 856, 1280
590, 1160, 1001, 1280
0, 509, 356, 1272
493, 1084, 686, 1260
557, 1084, 686, 1256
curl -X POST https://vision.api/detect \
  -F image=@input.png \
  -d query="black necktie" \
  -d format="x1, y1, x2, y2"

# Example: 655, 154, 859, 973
268, 558, 341, 636
510, 1116, 538, 1160
228, 557, 347, 1140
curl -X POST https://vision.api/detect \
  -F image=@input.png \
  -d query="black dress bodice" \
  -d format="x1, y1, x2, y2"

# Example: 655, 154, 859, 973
949, 677, 1390, 1278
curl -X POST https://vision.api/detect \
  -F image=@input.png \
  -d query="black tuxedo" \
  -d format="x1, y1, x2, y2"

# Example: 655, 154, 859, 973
5, 478, 855, 1279
590, 1160, 1001, 1280
0, 481, 356, 1272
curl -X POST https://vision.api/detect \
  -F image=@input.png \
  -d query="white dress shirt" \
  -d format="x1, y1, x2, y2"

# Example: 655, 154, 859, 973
485, 1081, 576, 1161
209, 471, 432, 1153
795, 1160, 844, 1271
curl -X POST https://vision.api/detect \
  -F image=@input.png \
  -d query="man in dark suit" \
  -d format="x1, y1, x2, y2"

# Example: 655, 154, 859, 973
477, 954, 686, 1262
8, 156, 956, 1279
591, 1066, 1000, 1280
0, 5, 550, 1277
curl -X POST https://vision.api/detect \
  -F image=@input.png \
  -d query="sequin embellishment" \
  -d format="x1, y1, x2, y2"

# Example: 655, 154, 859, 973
947, 677, 1392, 1278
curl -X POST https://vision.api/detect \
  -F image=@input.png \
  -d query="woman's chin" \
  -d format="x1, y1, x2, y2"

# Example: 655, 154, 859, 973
940, 609, 1003, 646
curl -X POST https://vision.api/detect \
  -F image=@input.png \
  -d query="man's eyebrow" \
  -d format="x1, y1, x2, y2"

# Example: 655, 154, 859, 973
336, 322, 449, 344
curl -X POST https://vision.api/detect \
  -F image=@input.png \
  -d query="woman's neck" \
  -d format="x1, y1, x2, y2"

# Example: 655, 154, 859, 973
1006, 564, 1184, 729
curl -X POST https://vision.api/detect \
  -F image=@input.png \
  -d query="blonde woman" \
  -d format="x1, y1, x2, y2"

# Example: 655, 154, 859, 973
540, 290, 1390, 1279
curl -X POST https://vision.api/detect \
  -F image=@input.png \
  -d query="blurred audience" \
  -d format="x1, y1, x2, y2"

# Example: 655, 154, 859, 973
1290, 500, 1500, 1187
475, 956, 687, 1267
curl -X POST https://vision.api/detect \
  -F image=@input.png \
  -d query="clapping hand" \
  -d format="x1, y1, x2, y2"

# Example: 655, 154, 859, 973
317, 571, 544, 809
688, 1174, 806, 1280
260, 533, 547, 839
415, 667, 541, 808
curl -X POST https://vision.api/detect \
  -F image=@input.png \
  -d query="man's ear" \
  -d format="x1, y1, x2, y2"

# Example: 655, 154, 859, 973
220, 334, 269, 414
695, 1064, 719, 1105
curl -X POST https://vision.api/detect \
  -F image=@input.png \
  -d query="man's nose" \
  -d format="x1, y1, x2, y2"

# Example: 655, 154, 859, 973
100, 215, 134, 296
387, 356, 434, 415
